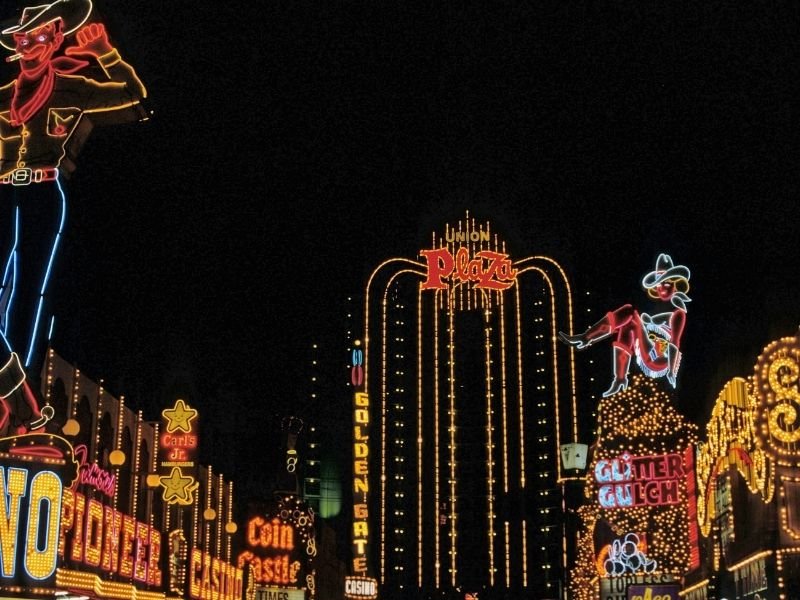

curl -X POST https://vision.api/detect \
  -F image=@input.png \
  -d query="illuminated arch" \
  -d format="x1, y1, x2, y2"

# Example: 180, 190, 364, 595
693, 332, 800, 540
359, 215, 579, 590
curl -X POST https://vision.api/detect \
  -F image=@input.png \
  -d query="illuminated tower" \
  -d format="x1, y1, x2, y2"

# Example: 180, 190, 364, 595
349, 213, 593, 599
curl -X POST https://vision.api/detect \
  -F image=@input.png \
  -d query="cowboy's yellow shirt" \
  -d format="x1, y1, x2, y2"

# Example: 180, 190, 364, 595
0, 48, 146, 177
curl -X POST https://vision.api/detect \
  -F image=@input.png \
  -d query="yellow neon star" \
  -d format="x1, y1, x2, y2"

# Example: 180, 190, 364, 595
161, 398, 198, 433
159, 467, 199, 505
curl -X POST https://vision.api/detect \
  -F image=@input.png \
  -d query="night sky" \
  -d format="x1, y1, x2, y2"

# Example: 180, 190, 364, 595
2, 2, 798, 489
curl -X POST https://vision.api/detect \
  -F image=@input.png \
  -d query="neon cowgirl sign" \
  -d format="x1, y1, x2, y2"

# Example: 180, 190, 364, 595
420, 248, 517, 291
559, 253, 690, 397
595, 452, 685, 509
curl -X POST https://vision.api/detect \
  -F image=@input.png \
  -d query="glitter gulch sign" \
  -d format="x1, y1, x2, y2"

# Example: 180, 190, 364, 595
594, 452, 685, 509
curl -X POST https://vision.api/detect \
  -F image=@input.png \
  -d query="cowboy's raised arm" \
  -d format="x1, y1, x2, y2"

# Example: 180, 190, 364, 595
64, 23, 147, 111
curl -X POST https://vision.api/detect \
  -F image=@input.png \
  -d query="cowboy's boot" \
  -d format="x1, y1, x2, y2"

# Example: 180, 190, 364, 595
0, 353, 53, 434
666, 343, 681, 388
0, 353, 26, 436
17, 380, 53, 432
559, 312, 614, 350
602, 343, 631, 398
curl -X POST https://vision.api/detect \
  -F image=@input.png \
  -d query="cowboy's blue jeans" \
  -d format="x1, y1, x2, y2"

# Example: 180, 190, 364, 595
0, 179, 66, 377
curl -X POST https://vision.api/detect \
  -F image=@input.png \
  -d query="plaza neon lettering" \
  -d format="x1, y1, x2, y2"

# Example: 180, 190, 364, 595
420, 247, 517, 291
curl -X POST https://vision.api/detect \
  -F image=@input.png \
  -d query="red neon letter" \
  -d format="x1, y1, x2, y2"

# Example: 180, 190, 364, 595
420, 248, 454, 289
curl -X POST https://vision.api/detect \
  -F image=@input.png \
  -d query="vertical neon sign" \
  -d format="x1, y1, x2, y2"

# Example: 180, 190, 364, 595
351, 343, 370, 575
158, 398, 200, 505
0, 434, 77, 592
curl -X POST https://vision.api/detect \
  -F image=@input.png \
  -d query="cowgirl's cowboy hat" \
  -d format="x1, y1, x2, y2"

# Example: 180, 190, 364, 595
641, 253, 690, 289
1, 0, 93, 51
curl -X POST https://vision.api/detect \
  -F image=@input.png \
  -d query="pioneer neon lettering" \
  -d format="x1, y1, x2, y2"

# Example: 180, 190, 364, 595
59, 487, 161, 586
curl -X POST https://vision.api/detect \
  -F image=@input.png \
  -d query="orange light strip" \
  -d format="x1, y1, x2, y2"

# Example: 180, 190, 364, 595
192, 473, 200, 550
70, 366, 80, 418
504, 521, 510, 588
517, 266, 562, 480
380, 284, 388, 581
483, 302, 495, 585
434, 290, 442, 588
45, 347, 54, 402
379, 268, 424, 581
513, 284, 526, 488
726, 550, 773, 573
363, 258, 426, 390
417, 285, 424, 588
205, 466, 213, 553
114, 395, 125, 511
132, 410, 143, 521
56, 569, 166, 600
499, 291, 510, 493
217, 473, 224, 558
94, 383, 104, 462
522, 519, 528, 587
448, 296, 457, 586
363, 258, 425, 584
523, 256, 578, 441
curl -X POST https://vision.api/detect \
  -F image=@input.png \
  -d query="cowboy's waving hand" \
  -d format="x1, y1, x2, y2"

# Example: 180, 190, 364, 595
64, 22, 112, 59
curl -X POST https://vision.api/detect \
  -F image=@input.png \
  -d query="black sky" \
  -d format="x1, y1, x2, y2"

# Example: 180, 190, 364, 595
2, 1, 798, 487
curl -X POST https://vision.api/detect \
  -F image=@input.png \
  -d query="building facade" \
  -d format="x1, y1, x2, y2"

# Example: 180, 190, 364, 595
347, 213, 599, 599
0, 349, 242, 600
684, 330, 800, 600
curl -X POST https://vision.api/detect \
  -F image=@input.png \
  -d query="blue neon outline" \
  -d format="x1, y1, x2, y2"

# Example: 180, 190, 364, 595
0, 329, 11, 354
23, 470, 62, 581
0, 466, 28, 579
25, 178, 67, 368
1, 207, 20, 339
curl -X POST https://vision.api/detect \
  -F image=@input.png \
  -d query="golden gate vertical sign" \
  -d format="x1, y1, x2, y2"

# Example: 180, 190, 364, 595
347, 343, 378, 599
353, 392, 370, 573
